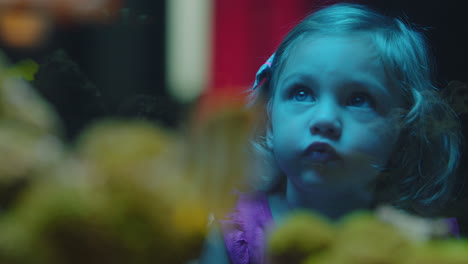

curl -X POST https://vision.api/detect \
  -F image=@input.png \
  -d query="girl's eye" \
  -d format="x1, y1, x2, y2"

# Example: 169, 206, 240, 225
290, 86, 314, 102
348, 92, 375, 108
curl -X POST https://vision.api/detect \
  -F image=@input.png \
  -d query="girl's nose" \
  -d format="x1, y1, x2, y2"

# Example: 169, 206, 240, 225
311, 122, 341, 138
309, 103, 342, 139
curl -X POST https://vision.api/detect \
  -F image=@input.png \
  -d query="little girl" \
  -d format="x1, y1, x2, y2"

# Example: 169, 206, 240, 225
200, 3, 461, 264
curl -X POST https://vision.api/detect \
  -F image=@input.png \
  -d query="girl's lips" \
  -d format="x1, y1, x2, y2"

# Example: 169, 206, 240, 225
304, 142, 339, 162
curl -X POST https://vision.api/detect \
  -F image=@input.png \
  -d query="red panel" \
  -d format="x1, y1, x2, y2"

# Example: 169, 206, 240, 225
205, 0, 344, 109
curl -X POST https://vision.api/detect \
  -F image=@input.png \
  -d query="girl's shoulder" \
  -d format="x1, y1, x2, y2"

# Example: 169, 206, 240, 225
219, 191, 275, 264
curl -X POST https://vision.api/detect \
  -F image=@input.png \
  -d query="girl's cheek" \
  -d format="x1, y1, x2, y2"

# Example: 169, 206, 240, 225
350, 120, 395, 154
350, 109, 381, 123
373, 123, 400, 159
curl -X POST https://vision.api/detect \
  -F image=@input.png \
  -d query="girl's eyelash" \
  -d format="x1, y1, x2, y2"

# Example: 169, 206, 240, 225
284, 85, 377, 108
348, 91, 376, 108
288, 84, 313, 98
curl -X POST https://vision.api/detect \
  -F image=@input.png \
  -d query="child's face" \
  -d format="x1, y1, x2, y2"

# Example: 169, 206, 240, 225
268, 35, 405, 191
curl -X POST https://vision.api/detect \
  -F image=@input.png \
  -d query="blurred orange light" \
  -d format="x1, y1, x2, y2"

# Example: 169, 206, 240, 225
0, 0, 123, 27
48, 0, 122, 24
0, 8, 51, 48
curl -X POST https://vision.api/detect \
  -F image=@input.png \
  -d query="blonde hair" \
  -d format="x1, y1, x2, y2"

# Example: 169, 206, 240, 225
248, 3, 461, 216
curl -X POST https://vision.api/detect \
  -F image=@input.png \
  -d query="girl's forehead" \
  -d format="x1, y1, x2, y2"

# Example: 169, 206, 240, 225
276, 33, 378, 76
282, 34, 382, 80
293, 33, 379, 60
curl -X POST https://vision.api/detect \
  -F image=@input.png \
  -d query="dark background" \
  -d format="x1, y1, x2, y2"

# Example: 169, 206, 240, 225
1, 0, 178, 141
363, 0, 468, 85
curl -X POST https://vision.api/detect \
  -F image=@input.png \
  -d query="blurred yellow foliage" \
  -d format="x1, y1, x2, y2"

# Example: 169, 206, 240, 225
268, 211, 335, 264
268, 209, 466, 264
329, 212, 412, 264
404, 240, 468, 264
75, 119, 180, 181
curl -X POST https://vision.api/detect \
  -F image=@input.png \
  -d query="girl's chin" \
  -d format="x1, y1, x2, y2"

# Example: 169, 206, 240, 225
289, 170, 369, 192
299, 169, 344, 184
287, 172, 333, 193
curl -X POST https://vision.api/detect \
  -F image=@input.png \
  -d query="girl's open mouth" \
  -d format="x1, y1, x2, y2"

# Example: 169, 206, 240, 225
304, 142, 339, 163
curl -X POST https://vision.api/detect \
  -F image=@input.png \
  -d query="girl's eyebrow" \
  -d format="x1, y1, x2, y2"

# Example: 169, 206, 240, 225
279, 73, 318, 88
345, 79, 391, 97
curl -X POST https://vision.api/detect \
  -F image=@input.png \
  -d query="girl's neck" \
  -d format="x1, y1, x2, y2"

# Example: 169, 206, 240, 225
285, 179, 375, 220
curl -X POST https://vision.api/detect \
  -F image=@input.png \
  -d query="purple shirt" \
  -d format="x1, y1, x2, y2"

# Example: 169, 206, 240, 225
220, 192, 273, 264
